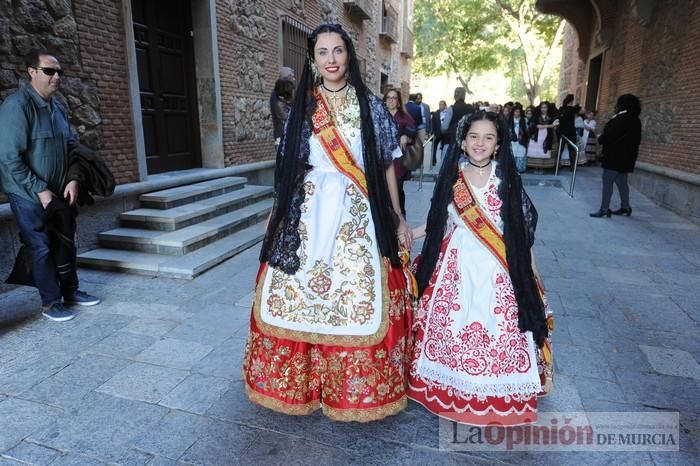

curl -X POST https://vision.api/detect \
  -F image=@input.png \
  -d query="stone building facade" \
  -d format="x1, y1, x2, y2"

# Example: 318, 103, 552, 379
0, 0, 414, 184
539, 0, 700, 223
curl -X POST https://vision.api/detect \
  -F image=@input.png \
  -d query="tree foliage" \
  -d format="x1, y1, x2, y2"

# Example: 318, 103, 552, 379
414, 0, 564, 105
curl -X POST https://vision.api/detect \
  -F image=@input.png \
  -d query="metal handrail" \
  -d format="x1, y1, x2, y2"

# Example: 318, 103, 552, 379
555, 134, 580, 197
418, 134, 435, 191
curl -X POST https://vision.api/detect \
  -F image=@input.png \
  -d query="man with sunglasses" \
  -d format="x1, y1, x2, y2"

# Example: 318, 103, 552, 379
0, 51, 99, 322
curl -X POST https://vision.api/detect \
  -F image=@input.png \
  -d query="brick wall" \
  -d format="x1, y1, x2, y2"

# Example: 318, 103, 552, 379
559, 1, 700, 174
72, 0, 139, 184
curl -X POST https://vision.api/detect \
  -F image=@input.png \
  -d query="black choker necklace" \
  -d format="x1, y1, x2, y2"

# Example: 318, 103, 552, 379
468, 159, 492, 176
322, 82, 348, 93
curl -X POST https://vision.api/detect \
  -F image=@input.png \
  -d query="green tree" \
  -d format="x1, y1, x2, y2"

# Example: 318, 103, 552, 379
414, 0, 564, 105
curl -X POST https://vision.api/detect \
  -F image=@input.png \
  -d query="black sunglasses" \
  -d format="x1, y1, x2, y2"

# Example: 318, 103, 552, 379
33, 66, 64, 77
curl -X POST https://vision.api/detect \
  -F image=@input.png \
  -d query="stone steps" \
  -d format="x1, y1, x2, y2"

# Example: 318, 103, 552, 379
77, 223, 265, 279
139, 176, 247, 209
77, 176, 273, 278
119, 185, 273, 231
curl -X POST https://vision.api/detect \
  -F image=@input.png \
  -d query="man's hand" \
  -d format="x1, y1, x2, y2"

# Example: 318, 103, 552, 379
37, 189, 55, 209
63, 180, 79, 206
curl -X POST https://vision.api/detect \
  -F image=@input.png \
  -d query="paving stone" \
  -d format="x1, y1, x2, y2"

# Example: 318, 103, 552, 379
2, 441, 61, 465
28, 391, 167, 463
51, 354, 132, 389
177, 421, 259, 465
0, 398, 62, 451
132, 410, 212, 460
239, 429, 295, 465
191, 337, 246, 380
554, 343, 616, 382
122, 318, 180, 337
96, 301, 189, 321
136, 338, 213, 370
537, 374, 584, 412
639, 345, 700, 380
47, 454, 109, 465
283, 440, 356, 465
649, 451, 700, 466
572, 375, 625, 404
95, 362, 189, 403
88, 332, 157, 359
0, 350, 74, 396
615, 370, 700, 414
158, 374, 230, 414
19, 379, 91, 411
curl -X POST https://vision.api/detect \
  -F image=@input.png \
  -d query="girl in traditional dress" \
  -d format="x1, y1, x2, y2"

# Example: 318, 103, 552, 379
408, 111, 553, 426
527, 101, 557, 159
242, 24, 414, 422
509, 103, 529, 173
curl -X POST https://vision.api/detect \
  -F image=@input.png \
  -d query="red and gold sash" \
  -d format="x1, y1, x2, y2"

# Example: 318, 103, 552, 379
453, 168, 553, 393
311, 90, 368, 198
452, 168, 509, 273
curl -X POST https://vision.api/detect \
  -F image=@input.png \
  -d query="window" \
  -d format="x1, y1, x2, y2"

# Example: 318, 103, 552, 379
281, 15, 313, 80
585, 53, 603, 112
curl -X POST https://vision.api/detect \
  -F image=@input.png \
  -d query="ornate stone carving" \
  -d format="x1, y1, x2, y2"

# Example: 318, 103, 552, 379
631, 0, 656, 26
233, 98, 271, 141
319, 0, 338, 24
288, 0, 304, 17
227, 0, 267, 41
233, 47, 265, 92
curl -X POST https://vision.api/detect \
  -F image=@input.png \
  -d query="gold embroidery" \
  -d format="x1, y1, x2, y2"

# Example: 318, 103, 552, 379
243, 326, 409, 422
258, 183, 390, 345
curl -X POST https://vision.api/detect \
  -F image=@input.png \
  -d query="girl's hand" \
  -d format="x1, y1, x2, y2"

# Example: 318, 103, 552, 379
400, 135, 409, 151
397, 216, 412, 249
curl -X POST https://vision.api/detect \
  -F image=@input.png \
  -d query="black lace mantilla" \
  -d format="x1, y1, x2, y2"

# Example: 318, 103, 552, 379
494, 162, 538, 248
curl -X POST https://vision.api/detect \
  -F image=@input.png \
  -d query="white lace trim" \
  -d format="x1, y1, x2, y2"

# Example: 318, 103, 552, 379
412, 363, 542, 398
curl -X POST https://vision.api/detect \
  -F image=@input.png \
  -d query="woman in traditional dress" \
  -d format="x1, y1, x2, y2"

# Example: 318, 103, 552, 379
582, 110, 598, 165
408, 111, 553, 426
383, 88, 416, 217
509, 103, 529, 173
527, 101, 557, 159
242, 24, 414, 422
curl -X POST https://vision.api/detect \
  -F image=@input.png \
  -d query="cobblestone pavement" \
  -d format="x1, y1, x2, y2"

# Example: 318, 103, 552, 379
1, 167, 699, 465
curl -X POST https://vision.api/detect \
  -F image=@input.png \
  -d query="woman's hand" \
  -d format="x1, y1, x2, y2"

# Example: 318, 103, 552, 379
397, 216, 412, 249
400, 135, 409, 151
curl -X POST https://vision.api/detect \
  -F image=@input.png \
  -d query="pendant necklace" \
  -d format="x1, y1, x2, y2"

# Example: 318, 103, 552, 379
468, 159, 492, 176
322, 82, 349, 110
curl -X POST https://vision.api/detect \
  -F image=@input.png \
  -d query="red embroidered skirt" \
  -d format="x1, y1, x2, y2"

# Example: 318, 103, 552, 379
243, 262, 413, 422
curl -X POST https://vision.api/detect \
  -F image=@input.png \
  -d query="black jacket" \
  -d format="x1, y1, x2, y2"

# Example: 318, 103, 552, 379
6, 197, 76, 287
447, 100, 474, 144
66, 144, 115, 206
598, 111, 642, 173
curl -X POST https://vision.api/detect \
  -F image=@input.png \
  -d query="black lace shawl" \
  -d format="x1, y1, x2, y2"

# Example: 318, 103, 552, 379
263, 90, 399, 273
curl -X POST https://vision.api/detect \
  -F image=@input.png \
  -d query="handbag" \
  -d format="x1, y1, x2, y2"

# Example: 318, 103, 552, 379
400, 137, 424, 170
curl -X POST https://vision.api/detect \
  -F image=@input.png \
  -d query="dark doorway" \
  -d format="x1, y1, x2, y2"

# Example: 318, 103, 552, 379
585, 53, 603, 112
133, 0, 201, 174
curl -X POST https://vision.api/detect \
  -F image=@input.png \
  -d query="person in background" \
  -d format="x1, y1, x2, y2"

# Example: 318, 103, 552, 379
527, 101, 557, 159
444, 87, 474, 163
509, 103, 529, 173
557, 94, 577, 167
590, 94, 642, 218
430, 100, 446, 167
270, 78, 294, 149
0, 50, 101, 322
582, 110, 598, 165
415, 92, 431, 145
384, 88, 417, 216
405, 94, 423, 136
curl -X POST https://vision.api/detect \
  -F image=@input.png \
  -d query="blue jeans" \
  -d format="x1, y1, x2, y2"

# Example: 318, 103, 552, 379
7, 193, 79, 306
